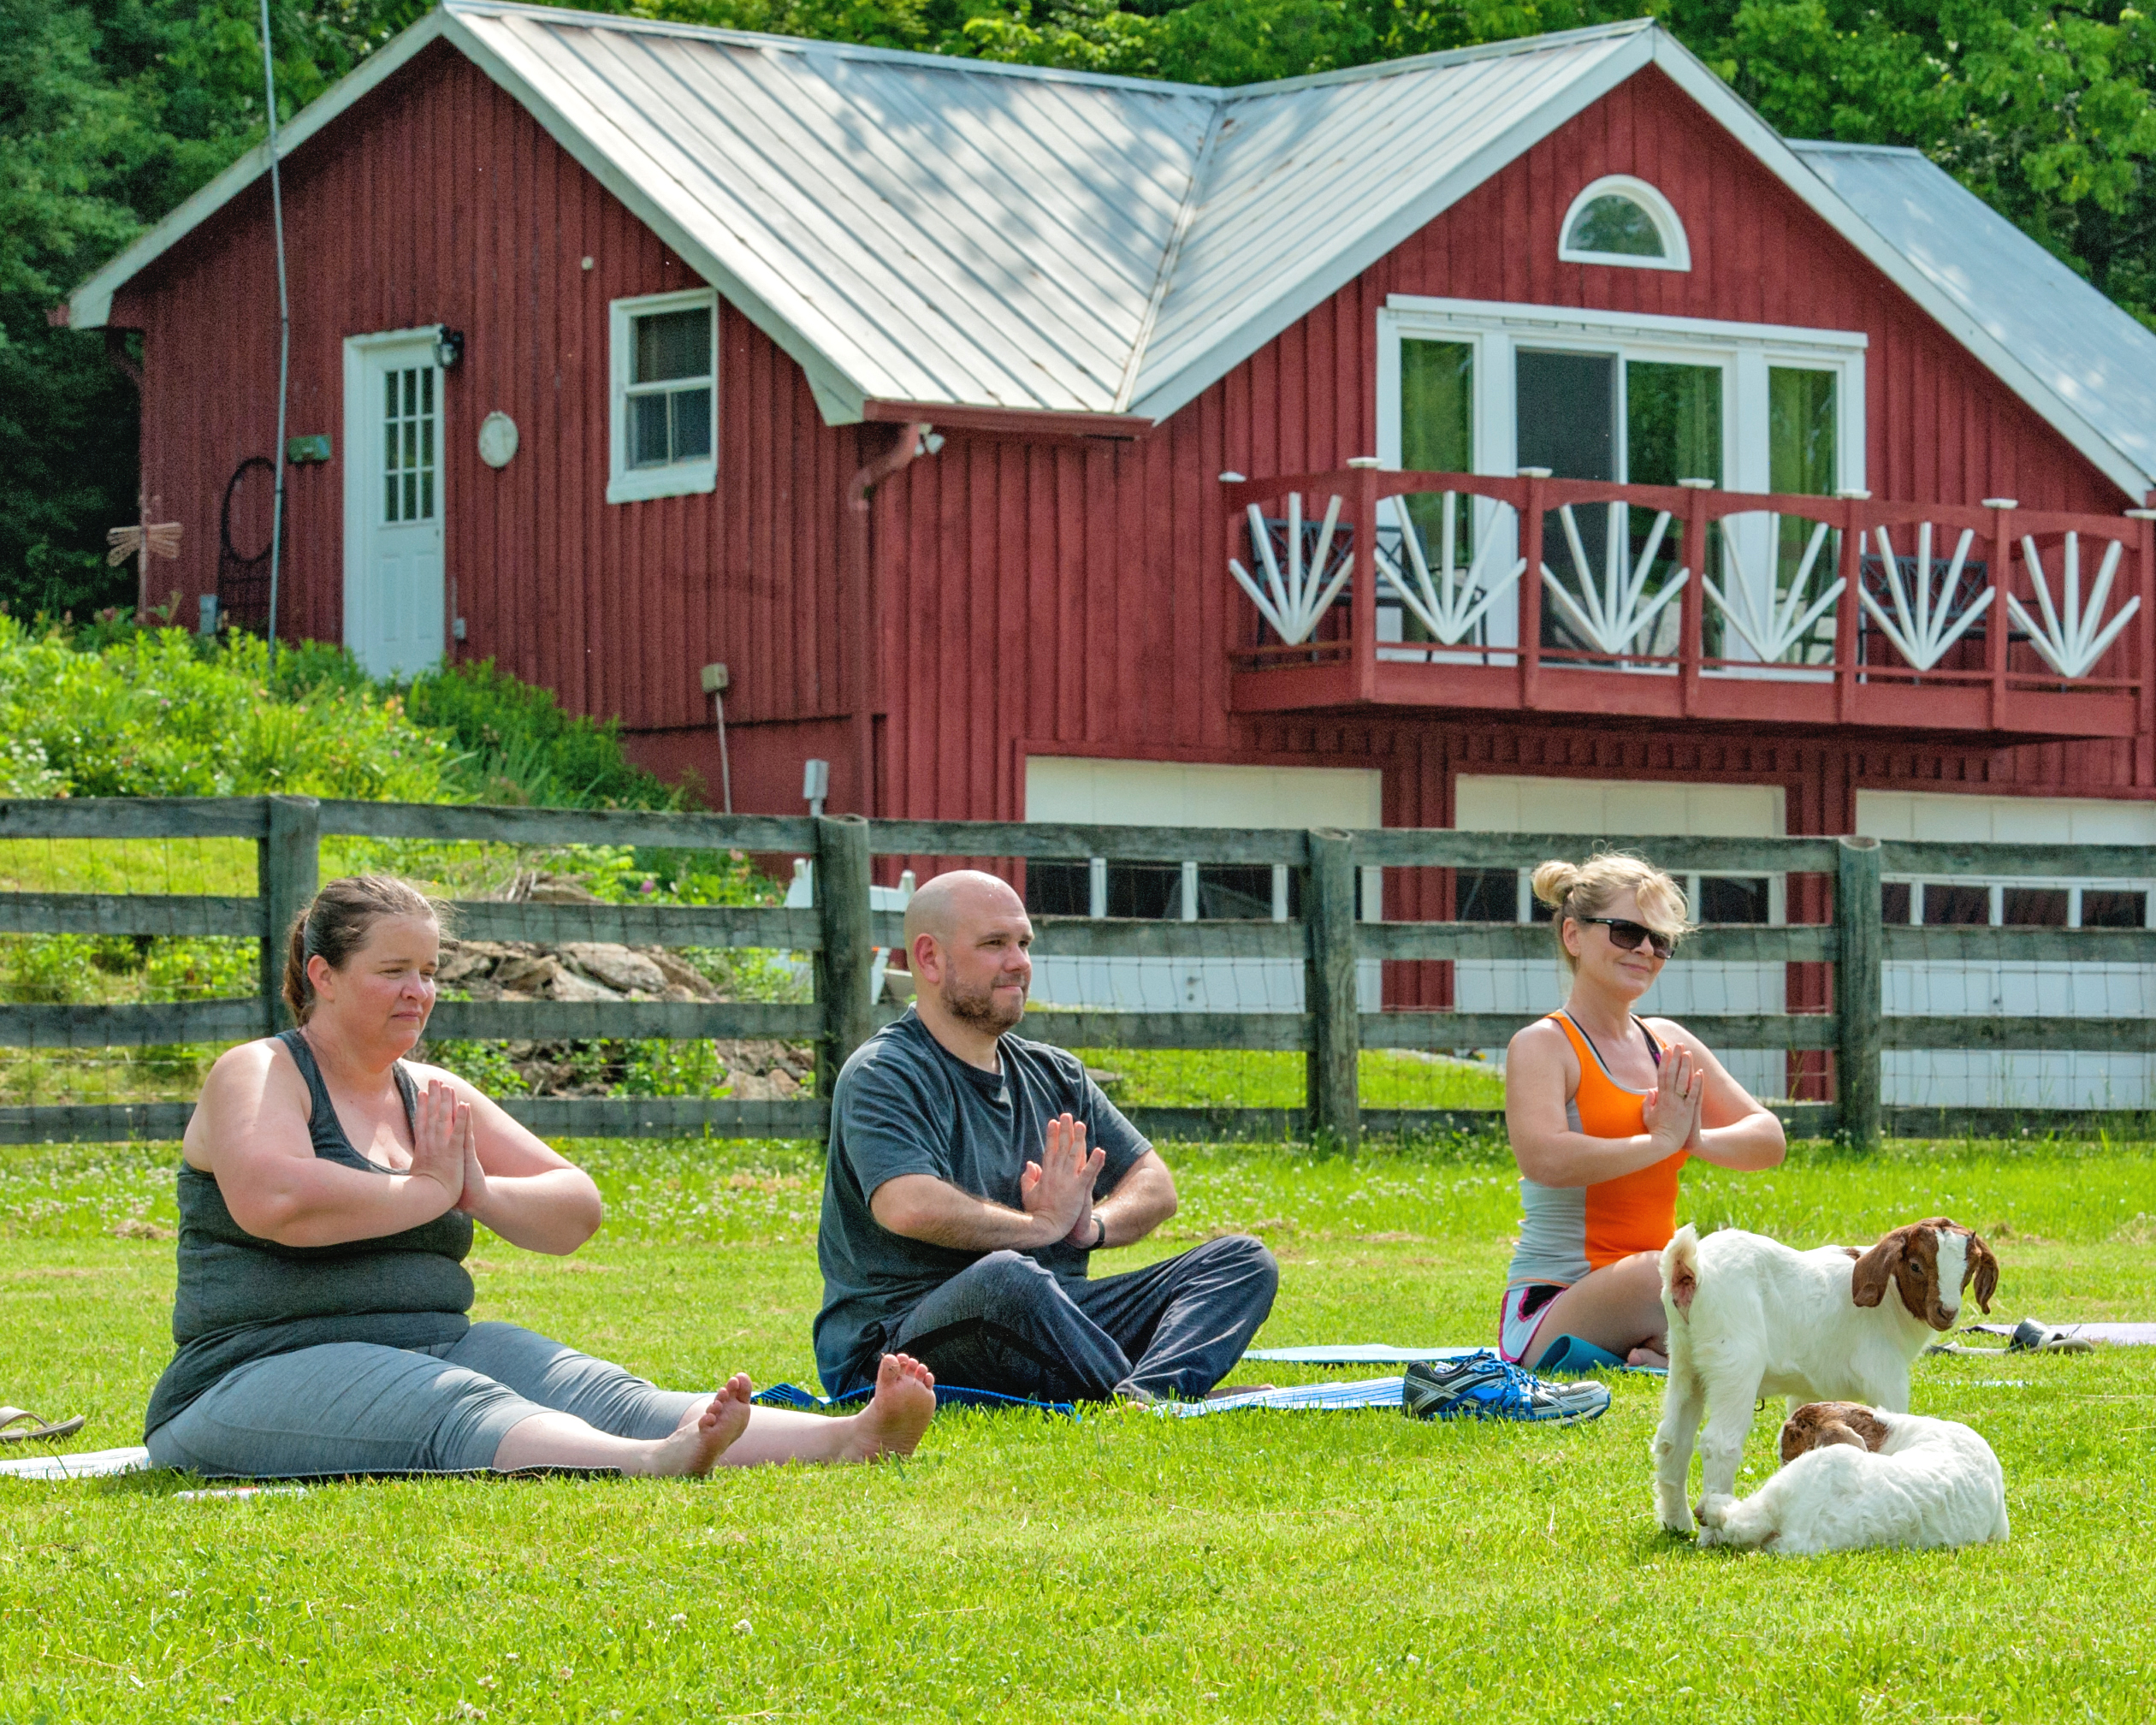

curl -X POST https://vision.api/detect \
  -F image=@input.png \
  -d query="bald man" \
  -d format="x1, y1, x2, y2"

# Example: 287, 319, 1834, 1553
812, 869, 1277, 1403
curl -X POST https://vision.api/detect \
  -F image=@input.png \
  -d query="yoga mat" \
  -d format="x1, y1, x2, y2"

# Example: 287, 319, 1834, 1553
1966, 1322, 2156, 1346
1244, 1345, 1486, 1366
1153, 1377, 1407, 1417
0, 1445, 151, 1481
755, 1383, 1076, 1417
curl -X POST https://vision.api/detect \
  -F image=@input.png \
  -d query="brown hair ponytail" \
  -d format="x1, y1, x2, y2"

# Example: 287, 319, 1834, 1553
281, 875, 445, 1023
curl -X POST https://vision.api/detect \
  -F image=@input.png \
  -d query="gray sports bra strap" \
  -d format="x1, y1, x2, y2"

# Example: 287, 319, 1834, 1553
276, 1028, 418, 1163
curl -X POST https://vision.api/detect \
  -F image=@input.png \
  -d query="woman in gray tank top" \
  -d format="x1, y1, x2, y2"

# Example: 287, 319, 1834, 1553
145, 874, 936, 1479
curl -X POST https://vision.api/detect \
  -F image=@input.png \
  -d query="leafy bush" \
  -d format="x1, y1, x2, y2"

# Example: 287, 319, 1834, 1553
405, 659, 681, 810
0, 617, 454, 799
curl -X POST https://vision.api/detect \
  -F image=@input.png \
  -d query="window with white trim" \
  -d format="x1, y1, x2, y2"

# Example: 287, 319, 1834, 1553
607, 289, 717, 503
1559, 176, 1691, 271
1377, 298, 1867, 655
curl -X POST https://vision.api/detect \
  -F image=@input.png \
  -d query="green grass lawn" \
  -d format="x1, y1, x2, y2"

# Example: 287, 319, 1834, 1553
5, 1133, 2156, 1722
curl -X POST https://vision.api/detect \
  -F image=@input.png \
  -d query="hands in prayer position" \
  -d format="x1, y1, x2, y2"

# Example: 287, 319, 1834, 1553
1641, 1043, 1703, 1157
1022, 1113, 1106, 1248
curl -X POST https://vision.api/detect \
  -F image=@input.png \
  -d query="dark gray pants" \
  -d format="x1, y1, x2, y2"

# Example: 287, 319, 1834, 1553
145, 1321, 706, 1478
885, 1235, 1278, 1402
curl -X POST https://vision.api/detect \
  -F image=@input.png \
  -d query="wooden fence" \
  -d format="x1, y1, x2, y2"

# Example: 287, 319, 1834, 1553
3, 796, 2153, 1147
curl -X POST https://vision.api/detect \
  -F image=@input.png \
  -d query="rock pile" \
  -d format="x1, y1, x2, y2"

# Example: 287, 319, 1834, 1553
423, 877, 813, 1099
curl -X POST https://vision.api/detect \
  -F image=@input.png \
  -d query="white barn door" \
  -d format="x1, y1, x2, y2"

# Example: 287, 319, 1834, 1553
1860, 791, 2156, 1109
342, 331, 446, 679
1450, 774, 1790, 1101
1022, 757, 1384, 1012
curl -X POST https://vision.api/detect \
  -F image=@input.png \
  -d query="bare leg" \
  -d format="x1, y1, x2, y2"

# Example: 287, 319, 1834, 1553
491, 1374, 754, 1476
1522, 1253, 1668, 1368
716, 1354, 937, 1467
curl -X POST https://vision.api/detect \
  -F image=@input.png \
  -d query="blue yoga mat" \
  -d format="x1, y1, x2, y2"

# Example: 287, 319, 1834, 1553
1153, 1377, 1407, 1417
1244, 1345, 1486, 1365
753, 1383, 1076, 1417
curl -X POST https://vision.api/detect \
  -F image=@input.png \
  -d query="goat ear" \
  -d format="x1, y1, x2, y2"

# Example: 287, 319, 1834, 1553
1967, 1231, 1999, 1314
1851, 1230, 1904, 1307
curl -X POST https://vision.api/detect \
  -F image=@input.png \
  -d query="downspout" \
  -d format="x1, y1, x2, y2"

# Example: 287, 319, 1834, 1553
845, 421, 936, 817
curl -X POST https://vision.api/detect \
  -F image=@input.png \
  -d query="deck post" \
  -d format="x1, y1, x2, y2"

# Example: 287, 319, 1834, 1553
1985, 500, 2015, 728
1305, 827, 1360, 1148
1678, 480, 1711, 713
1834, 494, 1865, 724
2132, 502, 2156, 787
1353, 465, 1380, 702
814, 814, 877, 1096
1519, 469, 1548, 708
258, 795, 321, 1033
1834, 834, 1883, 1149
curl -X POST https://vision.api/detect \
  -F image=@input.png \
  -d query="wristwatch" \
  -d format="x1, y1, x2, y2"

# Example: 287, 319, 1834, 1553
1091, 1215, 1107, 1250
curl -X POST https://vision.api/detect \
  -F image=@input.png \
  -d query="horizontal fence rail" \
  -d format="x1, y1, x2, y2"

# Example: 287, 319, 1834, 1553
3, 797, 2154, 1147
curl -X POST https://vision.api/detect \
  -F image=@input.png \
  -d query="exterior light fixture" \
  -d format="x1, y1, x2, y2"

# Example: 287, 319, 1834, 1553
435, 328, 465, 370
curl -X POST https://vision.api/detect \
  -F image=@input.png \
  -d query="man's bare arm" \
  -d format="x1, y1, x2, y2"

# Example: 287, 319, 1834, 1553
1087, 1150, 1176, 1249
871, 1175, 1064, 1250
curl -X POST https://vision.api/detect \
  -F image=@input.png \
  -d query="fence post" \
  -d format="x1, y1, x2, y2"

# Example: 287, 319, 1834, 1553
1305, 827, 1360, 1148
1834, 833, 1883, 1149
258, 795, 321, 1034
814, 814, 876, 1096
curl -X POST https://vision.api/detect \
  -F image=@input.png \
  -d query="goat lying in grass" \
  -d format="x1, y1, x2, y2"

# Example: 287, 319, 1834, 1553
1651, 1218, 1999, 1535
1697, 1401, 2009, 1554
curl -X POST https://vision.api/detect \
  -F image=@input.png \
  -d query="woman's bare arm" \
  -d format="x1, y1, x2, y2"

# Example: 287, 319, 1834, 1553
402, 1062, 603, 1254
1503, 1018, 1701, 1188
187, 1040, 465, 1247
1643, 1020, 1786, 1171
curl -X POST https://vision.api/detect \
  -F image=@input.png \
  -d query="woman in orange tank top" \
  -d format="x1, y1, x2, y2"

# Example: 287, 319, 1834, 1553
1500, 853, 1786, 1370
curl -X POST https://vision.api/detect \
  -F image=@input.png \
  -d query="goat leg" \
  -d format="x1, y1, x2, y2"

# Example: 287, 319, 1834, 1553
1650, 1368, 1706, 1533
1691, 1376, 1761, 1526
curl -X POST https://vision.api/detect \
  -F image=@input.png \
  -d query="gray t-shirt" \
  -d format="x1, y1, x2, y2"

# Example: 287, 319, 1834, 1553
813, 1010, 1150, 1392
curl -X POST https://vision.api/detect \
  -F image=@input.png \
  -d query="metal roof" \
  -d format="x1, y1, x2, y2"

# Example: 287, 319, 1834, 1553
61, 5, 2156, 492
1792, 140, 2156, 496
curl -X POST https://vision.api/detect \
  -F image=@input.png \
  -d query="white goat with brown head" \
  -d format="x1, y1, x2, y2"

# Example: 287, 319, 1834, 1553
1650, 1217, 1999, 1535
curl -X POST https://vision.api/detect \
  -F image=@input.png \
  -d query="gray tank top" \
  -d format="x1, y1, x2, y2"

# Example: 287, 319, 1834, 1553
143, 1029, 476, 1438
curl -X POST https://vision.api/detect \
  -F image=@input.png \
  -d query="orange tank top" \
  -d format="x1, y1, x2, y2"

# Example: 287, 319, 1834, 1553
1549, 1010, 1688, 1271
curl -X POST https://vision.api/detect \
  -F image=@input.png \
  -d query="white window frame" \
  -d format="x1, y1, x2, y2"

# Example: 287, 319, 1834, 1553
1377, 297, 1868, 495
1559, 175, 1692, 271
607, 288, 719, 505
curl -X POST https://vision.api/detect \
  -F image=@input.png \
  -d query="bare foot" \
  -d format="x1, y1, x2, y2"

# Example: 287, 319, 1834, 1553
1627, 1347, 1669, 1369
637, 1373, 754, 1477
836, 1353, 937, 1461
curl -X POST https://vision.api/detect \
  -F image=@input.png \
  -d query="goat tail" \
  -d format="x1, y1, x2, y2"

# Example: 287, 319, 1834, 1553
1662, 1223, 1702, 1320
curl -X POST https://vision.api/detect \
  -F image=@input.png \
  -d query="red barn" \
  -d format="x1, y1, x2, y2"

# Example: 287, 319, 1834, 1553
65, 3, 2156, 1107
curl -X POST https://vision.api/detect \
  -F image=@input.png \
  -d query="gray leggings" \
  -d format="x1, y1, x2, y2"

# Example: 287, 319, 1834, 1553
145, 1322, 708, 1479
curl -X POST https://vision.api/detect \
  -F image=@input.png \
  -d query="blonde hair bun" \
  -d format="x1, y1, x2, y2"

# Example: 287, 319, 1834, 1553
1530, 859, 1584, 910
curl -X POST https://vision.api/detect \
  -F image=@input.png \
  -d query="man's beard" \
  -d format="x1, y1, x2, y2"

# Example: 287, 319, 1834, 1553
940, 969, 1026, 1034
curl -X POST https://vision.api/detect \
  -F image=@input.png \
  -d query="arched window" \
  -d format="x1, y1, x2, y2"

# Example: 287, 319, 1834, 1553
1559, 176, 1691, 271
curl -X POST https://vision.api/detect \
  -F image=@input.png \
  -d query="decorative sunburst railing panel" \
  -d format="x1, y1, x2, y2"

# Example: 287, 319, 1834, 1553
1229, 493, 1353, 646
1857, 523, 1993, 672
1373, 492, 1525, 646
1539, 501, 1689, 657
2011, 531, 2142, 679
1702, 513, 1845, 664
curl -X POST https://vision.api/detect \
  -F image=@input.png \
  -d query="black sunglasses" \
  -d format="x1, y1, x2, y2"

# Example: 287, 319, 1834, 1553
1578, 916, 1674, 958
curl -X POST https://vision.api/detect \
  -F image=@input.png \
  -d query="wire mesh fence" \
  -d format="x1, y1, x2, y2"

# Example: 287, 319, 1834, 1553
5, 797, 2156, 1144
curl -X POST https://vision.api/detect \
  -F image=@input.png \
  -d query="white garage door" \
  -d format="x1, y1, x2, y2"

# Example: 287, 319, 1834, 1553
1859, 791, 2156, 1109
1452, 774, 1790, 1100
1022, 757, 1383, 1012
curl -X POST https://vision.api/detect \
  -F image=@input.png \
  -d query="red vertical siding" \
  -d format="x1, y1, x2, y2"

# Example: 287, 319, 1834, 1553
113, 46, 2147, 833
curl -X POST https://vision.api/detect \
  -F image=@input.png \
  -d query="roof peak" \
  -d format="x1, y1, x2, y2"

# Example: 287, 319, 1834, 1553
440, 0, 1657, 104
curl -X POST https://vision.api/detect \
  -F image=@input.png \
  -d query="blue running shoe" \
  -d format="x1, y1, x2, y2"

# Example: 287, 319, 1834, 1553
1401, 1350, 1611, 1424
